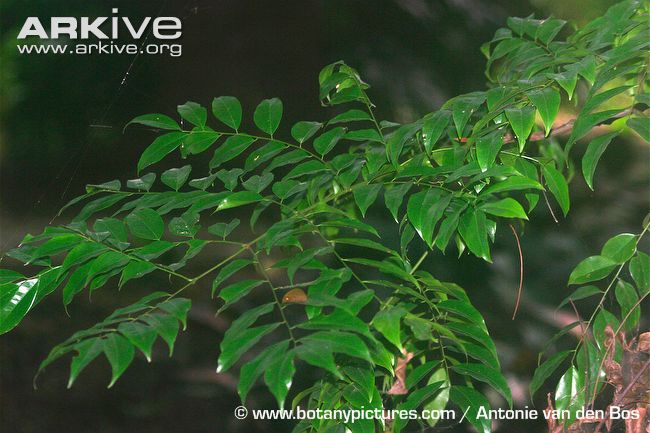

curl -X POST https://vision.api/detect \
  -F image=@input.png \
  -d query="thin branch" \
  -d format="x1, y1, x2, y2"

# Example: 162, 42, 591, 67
510, 224, 524, 320
542, 190, 559, 224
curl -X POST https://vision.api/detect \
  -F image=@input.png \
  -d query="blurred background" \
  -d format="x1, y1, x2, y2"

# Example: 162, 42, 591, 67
0, 0, 647, 432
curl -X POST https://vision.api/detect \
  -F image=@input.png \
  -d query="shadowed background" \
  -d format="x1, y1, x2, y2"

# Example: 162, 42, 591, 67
0, 1, 647, 432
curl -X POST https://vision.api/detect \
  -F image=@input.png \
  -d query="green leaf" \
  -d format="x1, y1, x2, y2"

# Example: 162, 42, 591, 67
343, 365, 375, 402
118, 321, 157, 362
212, 96, 242, 130
62, 263, 92, 306
161, 165, 192, 191
280, 247, 329, 284
582, 132, 617, 190
183, 131, 220, 155
62, 242, 109, 271
177, 101, 207, 128
188, 173, 218, 190
137, 132, 186, 173
550, 71, 577, 100
453, 363, 512, 407
372, 306, 407, 350
353, 184, 382, 217
126, 173, 156, 192
476, 130, 504, 172
328, 109, 372, 125
244, 141, 286, 171
264, 149, 310, 173
567, 110, 622, 153
452, 95, 484, 138
291, 121, 323, 144
264, 353, 296, 408
209, 135, 256, 169
295, 340, 341, 379
345, 129, 382, 142
542, 164, 570, 216
86, 252, 130, 288
211, 259, 253, 296
558, 285, 602, 309
528, 88, 561, 136
423, 368, 450, 427
405, 361, 439, 389
320, 218, 379, 238
458, 208, 491, 262
132, 240, 175, 260
601, 233, 637, 264
554, 366, 584, 422
434, 204, 464, 252
629, 252, 650, 295
627, 117, 649, 143
0, 270, 24, 285
529, 350, 572, 398
216, 168, 243, 191
142, 313, 180, 356
483, 175, 544, 194
0, 279, 38, 334
253, 98, 283, 136
126, 208, 164, 240
384, 183, 411, 222
593, 309, 620, 351
208, 218, 240, 238
86, 180, 121, 193
407, 189, 452, 247
119, 261, 156, 288
168, 213, 200, 237
422, 110, 451, 154
393, 381, 446, 432
158, 298, 192, 330
68, 338, 104, 388
216, 191, 263, 211
615, 280, 640, 332
103, 333, 135, 388
218, 321, 281, 373
505, 106, 536, 152
449, 386, 491, 433
479, 198, 527, 219
334, 238, 393, 255
438, 299, 486, 330
219, 279, 263, 307
125, 113, 181, 131
283, 160, 327, 180
300, 331, 371, 363
313, 127, 346, 156
536, 18, 566, 44
568, 255, 617, 285
386, 123, 420, 166
243, 173, 274, 194
238, 340, 290, 404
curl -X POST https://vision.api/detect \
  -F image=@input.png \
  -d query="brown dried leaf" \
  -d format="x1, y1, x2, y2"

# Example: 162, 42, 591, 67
387, 350, 414, 395
638, 333, 650, 354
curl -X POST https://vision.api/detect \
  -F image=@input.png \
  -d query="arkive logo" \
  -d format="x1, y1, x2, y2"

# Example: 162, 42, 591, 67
16, 8, 183, 57
17, 8, 182, 40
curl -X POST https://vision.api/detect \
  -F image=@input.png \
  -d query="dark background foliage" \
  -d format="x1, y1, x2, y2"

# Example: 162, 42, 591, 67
0, 1, 646, 432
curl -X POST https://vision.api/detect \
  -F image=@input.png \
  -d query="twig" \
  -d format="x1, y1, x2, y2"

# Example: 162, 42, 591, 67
542, 190, 559, 224
510, 224, 524, 320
